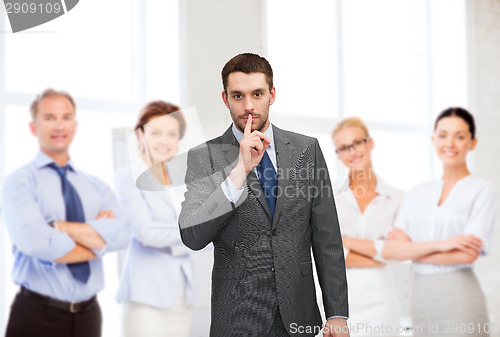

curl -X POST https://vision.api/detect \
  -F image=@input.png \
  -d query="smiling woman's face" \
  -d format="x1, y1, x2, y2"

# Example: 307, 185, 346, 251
432, 116, 477, 167
333, 126, 373, 171
142, 114, 181, 163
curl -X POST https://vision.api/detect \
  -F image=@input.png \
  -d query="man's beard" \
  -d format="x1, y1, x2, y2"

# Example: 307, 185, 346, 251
231, 107, 270, 133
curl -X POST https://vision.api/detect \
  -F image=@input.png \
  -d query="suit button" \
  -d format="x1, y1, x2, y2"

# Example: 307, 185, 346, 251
271, 267, 275, 272
271, 229, 277, 236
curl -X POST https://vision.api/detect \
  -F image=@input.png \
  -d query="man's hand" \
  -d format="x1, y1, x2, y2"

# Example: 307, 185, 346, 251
54, 210, 115, 232
52, 210, 113, 250
228, 114, 271, 189
323, 317, 350, 337
238, 113, 271, 175
97, 210, 115, 220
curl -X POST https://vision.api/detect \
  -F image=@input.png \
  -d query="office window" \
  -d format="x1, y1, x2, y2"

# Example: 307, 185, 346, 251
0, 0, 180, 334
267, 0, 467, 190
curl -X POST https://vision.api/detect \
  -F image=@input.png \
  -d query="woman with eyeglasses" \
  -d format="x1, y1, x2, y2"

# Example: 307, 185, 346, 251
383, 108, 497, 336
331, 117, 403, 336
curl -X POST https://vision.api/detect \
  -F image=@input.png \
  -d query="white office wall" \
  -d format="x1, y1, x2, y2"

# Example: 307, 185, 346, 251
180, 0, 266, 139
468, 0, 500, 335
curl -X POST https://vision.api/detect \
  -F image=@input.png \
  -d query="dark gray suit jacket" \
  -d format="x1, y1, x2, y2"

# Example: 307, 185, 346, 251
179, 125, 348, 336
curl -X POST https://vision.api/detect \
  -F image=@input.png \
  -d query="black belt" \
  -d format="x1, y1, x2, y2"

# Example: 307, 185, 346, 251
20, 287, 96, 314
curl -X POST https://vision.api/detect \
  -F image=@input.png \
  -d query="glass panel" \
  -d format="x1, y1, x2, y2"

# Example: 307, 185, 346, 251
369, 130, 431, 192
341, 0, 428, 125
144, 0, 180, 103
71, 109, 135, 185
429, 0, 468, 112
267, 0, 339, 118
4, 0, 135, 101
4, 105, 39, 175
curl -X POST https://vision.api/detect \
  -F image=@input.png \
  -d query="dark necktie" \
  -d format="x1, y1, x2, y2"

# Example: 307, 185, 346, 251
48, 163, 91, 284
256, 151, 278, 217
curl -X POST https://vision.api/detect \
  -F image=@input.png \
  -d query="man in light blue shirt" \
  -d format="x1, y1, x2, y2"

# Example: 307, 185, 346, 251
1, 88, 129, 337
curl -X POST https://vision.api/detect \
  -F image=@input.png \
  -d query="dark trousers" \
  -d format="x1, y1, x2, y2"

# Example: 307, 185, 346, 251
266, 309, 290, 337
5, 289, 102, 337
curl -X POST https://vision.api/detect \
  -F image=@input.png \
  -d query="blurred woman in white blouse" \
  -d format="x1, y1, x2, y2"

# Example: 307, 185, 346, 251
383, 107, 497, 336
114, 101, 193, 337
332, 117, 403, 336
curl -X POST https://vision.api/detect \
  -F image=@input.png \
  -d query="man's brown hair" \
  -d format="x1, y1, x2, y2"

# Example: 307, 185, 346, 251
221, 53, 273, 94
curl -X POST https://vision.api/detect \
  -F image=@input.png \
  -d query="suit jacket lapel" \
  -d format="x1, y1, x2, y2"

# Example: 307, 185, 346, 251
272, 125, 293, 227
220, 126, 239, 167
248, 170, 272, 218
220, 126, 271, 217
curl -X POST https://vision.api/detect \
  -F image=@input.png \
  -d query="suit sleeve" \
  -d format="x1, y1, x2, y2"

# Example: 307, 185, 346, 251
179, 146, 248, 250
310, 139, 349, 318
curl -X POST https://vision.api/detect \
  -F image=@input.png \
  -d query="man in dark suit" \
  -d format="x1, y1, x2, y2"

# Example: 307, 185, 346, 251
179, 53, 349, 337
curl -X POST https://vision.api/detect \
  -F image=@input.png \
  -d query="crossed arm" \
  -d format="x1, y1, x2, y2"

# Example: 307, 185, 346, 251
2, 170, 130, 265
341, 237, 384, 268
53, 210, 114, 263
381, 228, 483, 264
342, 228, 482, 268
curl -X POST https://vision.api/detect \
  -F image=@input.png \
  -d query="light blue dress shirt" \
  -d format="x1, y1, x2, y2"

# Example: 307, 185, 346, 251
114, 163, 194, 309
1, 151, 130, 302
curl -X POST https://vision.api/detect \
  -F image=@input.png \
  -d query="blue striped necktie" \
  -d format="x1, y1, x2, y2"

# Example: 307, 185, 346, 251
256, 151, 278, 217
48, 163, 91, 284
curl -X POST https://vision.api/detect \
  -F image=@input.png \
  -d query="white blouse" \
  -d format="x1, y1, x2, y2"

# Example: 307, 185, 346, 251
334, 175, 404, 261
395, 175, 498, 274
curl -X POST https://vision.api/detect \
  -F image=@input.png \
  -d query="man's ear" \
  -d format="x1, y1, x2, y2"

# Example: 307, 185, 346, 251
269, 87, 276, 105
222, 91, 230, 109
29, 121, 37, 137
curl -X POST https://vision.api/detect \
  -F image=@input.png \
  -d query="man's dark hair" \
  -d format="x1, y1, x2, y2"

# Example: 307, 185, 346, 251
221, 53, 273, 94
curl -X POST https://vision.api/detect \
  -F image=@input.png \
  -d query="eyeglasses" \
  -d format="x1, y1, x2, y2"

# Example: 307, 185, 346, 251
335, 137, 370, 154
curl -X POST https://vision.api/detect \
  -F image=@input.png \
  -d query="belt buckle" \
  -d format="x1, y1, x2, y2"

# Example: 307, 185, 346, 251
70, 302, 77, 313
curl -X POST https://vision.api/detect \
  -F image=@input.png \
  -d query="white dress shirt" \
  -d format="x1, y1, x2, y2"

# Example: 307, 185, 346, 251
395, 175, 498, 274
334, 175, 404, 261
334, 175, 404, 334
